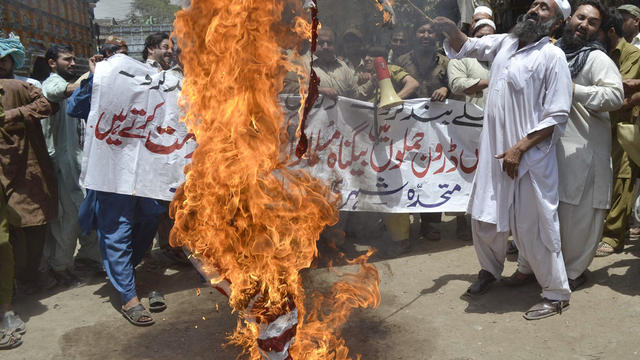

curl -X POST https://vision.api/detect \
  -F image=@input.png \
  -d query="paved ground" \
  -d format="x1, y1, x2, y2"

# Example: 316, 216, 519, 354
4, 216, 640, 360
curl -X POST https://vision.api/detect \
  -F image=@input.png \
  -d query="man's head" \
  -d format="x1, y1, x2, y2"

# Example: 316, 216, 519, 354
562, 0, 606, 51
512, 0, 567, 44
316, 27, 337, 63
104, 35, 128, 56
470, 6, 493, 34
364, 46, 387, 73
618, 5, 640, 42
472, 19, 496, 38
599, 7, 624, 52
99, 43, 121, 58
45, 44, 75, 79
389, 29, 408, 55
415, 21, 437, 51
143, 32, 172, 70
342, 28, 364, 60
0, 34, 26, 79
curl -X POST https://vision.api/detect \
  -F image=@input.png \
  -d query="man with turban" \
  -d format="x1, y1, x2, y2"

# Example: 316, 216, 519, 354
0, 35, 58, 337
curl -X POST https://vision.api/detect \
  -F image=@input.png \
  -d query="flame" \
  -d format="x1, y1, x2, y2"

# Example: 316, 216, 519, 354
172, 0, 380, 359
375, 0, 394, 25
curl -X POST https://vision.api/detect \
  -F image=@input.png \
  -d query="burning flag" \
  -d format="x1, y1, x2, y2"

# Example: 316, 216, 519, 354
171, 0, 380, 359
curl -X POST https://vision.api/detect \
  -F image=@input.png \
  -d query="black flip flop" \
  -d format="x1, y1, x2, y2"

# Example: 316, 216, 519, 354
120, 304, 155, 326
148, 291, 167, 312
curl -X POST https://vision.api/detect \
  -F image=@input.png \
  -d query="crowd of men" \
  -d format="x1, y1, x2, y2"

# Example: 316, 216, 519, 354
1, 0, 640, 351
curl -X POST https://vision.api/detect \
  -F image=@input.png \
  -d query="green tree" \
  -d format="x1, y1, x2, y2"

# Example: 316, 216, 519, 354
129, 0, 181, 23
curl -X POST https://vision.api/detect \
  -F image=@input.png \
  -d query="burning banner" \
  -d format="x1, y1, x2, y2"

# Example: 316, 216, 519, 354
171, 0, 380, 359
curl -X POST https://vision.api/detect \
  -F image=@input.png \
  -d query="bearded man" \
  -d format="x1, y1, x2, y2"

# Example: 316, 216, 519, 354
552, 1, 623, 288
433, 0, 574, 320
41, 44, 102, 288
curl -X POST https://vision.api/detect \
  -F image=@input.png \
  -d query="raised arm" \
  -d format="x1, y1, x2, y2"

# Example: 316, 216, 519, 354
432, 17, 468, 53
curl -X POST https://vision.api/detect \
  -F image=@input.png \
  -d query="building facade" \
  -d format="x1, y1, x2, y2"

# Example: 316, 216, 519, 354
0, 0, 99, 79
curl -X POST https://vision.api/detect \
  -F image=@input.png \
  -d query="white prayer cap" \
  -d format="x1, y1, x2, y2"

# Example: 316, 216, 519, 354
554, 0, 571, 19
473, 19, 496, 32
474, 6, 493, 17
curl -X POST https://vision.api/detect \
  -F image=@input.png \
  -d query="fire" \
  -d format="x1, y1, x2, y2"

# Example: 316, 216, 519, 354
172, 0, 380, 359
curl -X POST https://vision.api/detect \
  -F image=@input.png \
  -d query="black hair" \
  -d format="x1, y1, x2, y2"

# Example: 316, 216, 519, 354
45, 44, 74, 63
603, 6, 624, 37
574, 0, 608, 30
142, 32, 170, 60
365, 46, 387, 58
100, 43, 121, 57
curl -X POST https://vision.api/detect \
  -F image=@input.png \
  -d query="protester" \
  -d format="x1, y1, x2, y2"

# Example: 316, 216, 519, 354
548, 1, 623, 290
69, 55, 168, 326
447, 19, 495, 108
396, 20, 450, 101
434, 0, 574, 319
341, 28, 366, 72
103, 35, 128, 55
0, 34, 40, 87
618, 4, 640, 48
387, 28, 410, 65
0, 93, 23, 350
363, 46, 419, 101
396, 19, 451, 241
0, 36, 58, 336
143, 32, 173, 71
596, 7, 640, 257
283, 27, 371, 100
469, 5, 494, 36
41, 44, 102, 287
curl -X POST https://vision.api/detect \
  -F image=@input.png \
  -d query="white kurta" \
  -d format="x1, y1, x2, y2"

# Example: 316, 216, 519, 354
447, 57, 490, 108
557, 50, 623, 279
445, 34, 572, 252
446, 34, 573, 300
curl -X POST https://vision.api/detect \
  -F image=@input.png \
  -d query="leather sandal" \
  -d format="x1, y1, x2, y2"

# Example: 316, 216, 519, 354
501, 270, 536, 287
523, 298, 569, 320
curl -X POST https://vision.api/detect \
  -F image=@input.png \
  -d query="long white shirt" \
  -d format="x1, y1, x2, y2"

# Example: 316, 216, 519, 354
445, 34, 572, 252
557, 50, 623, 209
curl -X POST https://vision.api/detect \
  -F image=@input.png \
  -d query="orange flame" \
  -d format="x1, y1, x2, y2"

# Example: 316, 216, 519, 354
172, 0, 380, 358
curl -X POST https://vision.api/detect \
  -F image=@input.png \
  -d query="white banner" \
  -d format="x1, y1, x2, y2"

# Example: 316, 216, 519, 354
80, 55, 196, 201
80, 55, 482, 210
282, 96, 483, 213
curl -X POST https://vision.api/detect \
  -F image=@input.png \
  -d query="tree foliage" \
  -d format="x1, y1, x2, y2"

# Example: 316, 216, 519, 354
128, 0, 181, 23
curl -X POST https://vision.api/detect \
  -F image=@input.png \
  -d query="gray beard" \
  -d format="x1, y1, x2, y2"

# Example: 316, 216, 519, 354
511, 15, 557, 45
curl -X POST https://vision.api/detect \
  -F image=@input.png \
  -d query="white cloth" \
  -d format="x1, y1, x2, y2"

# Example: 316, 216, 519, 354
473, 19, 496, 32
557, 167, 606, 279
555, 49, 622, 280
557, 50, 623, 209
447, 57, 490, 108
554, 0, 571, 19
444, 34, 572, 254
12, 74, 41, 88
458, 0, 475, 24
474, 6, 492, 17
631, 33, 640, 50
472, 173, 570, 301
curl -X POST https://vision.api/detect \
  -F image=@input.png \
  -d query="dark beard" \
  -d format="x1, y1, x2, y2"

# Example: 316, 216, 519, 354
511, 13, 557, 44
58, 69, 74, 81
560, 23, 595, 52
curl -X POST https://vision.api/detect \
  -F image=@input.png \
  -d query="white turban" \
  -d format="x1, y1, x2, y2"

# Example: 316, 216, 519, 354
474, 6, 493, 17
473, 19, 496, 32
554, 0, 571, 19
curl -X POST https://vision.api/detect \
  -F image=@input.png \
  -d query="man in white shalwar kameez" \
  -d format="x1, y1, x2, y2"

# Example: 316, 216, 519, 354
552, 2, 623, 290
434, 0, 574, 320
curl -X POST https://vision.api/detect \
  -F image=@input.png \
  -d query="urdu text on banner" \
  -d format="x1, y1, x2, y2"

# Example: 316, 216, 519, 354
80, 55, 483, 210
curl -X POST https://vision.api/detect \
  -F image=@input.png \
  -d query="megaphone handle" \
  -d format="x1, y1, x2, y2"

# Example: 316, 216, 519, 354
373, 101, 380, 144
